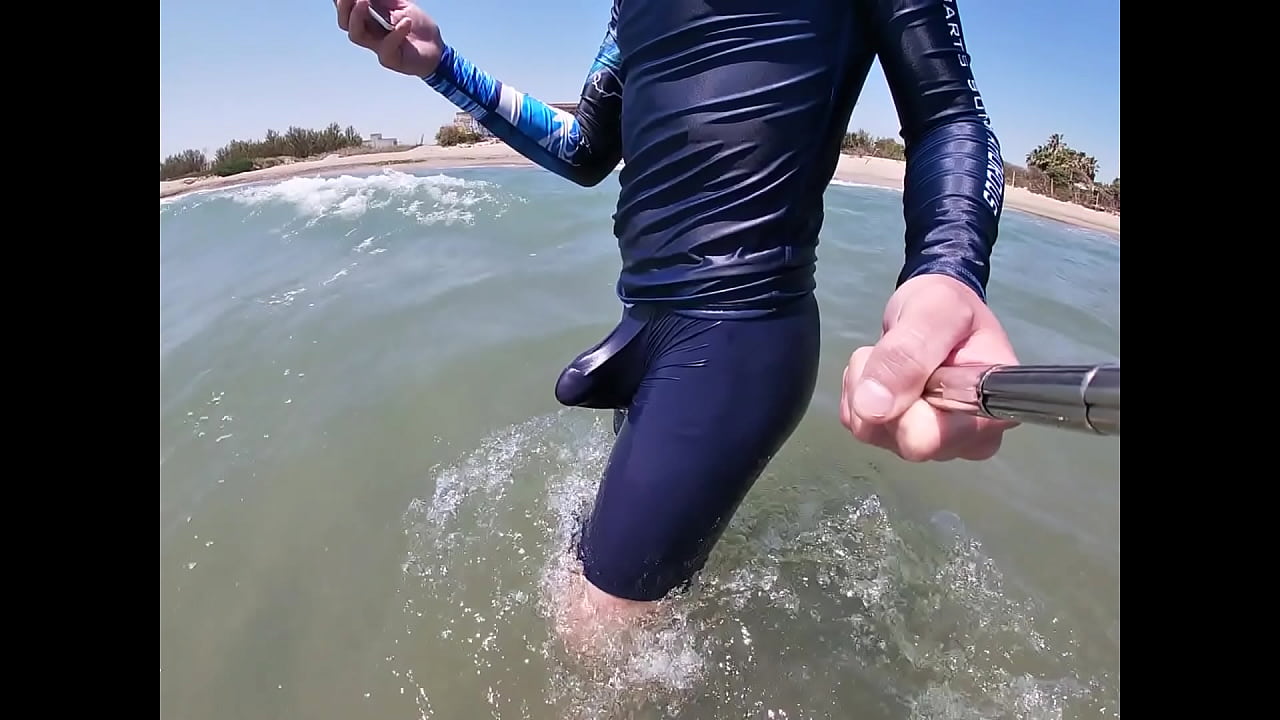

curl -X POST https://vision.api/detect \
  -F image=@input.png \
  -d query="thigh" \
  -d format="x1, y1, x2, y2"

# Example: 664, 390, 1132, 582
578, 296, 822, 601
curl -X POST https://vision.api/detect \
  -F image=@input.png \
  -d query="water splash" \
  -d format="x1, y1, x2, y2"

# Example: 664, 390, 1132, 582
391, 411, 1106, 719
223, 170, 516, 227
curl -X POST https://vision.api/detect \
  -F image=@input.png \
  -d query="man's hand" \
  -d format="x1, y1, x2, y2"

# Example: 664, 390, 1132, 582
336, 0, 444, 77
841, 274, 1019, 462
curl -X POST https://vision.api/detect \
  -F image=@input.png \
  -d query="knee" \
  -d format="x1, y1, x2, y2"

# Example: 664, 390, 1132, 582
582, 575, 657, 617
551, 572, 659, 654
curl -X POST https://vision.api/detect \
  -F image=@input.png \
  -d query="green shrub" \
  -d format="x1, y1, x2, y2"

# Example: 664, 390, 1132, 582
436, 124, 483, 147
212, 157, 256, 177
160, 149, 209, 180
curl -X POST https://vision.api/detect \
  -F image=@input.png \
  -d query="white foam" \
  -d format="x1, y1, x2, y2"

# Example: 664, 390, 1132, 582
829, 179, 903, 193
222, 170, 509, 227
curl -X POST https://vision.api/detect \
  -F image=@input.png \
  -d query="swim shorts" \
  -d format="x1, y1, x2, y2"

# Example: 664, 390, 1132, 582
554, 293, 822, 601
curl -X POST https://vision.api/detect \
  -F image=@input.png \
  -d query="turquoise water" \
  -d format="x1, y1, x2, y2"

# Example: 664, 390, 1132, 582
160, 167, 1120, 720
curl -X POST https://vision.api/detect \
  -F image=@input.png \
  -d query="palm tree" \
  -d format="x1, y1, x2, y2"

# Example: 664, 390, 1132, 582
1027, 134, 1075, 195
1073, 152, 1098, 184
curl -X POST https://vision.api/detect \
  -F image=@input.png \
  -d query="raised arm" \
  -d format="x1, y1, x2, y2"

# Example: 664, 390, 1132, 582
863, 0, 1005, 302
422, 5, 624, 187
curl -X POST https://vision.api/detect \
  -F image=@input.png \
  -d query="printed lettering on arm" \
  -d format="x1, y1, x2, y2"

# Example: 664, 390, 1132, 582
866, 0, 1006, 300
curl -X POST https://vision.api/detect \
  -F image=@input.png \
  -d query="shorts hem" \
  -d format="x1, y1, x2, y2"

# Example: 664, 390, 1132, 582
580, 562, 684, 603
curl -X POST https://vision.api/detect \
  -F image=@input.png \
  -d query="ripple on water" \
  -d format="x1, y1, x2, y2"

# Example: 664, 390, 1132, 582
391, 411, 1111, 720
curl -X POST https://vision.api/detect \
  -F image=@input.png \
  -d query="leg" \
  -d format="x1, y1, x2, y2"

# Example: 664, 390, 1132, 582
572, 295, 822, 622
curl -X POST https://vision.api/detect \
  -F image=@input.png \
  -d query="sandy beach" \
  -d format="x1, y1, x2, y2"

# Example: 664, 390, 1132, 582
160, 142, 1120, 236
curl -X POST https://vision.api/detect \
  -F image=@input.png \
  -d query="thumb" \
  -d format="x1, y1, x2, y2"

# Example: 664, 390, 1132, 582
852, 289, 974, 423
377, 17, 413, 68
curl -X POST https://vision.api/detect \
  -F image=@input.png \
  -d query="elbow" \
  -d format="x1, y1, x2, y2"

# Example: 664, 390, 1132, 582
566, 156, 620, 187
570, 171, 610, 188
908, 118, 1005, 217
567, 170, 606, 187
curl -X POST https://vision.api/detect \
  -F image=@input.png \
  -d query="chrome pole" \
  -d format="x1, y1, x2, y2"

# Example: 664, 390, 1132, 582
923, 363, 1120, 436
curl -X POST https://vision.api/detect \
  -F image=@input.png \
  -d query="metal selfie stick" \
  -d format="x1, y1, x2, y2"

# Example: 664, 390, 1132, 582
923, 363, 1120, 436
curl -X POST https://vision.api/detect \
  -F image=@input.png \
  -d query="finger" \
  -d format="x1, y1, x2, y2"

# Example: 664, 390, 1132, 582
888, 399, 983, 462
840, 366, 852, 429
852, 287, 975, 424
954, 418, 1015, 461
336, 0, 355, 30
956, 434, 1001, 461
849, 341, 1012, 462
348, 0, 378, 48
848, 409, 896, 451
843, 347, 895, 449
843, 346, 873, 431
377, 17, 414, 69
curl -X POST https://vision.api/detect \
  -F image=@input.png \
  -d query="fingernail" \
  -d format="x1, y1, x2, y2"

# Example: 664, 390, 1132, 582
854, 379, 894, 419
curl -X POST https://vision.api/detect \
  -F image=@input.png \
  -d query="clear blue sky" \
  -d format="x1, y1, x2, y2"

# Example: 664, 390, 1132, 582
160, 0, 1120, 181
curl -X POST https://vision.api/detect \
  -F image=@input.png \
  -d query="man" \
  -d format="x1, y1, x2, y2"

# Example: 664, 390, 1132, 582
336, 0, 1019, 628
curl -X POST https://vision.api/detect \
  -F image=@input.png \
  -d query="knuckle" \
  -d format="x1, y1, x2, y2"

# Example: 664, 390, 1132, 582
875, 335, 929, 383
960, 435, 1002, 461
850, 418, 887, 448
851, 423, 875, 444
948, 300, 976, 330
895, 426, 940, 462
897, 443, 932, 463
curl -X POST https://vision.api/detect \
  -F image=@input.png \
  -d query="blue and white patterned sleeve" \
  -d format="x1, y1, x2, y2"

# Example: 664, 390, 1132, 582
422, 5, 624, 187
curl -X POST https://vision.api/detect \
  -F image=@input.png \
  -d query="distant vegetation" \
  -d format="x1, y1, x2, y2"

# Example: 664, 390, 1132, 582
841, 128, 1118, 214
1015, 133, 1119, 213
160, 123, 380, 181
436, 124, 485, 147
841, 129, 907, 161
163, 119, 1116, 216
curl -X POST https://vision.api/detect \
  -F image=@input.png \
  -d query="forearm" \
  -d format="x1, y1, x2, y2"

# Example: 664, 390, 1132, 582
898, 118, 1004, 301
868, 0, 1004, 301
422, 39, 622, 187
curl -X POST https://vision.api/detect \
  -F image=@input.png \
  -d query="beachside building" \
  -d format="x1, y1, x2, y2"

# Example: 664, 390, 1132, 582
365, 133, 398, 150
450, 102, 578, 140
452, 111, 493, 138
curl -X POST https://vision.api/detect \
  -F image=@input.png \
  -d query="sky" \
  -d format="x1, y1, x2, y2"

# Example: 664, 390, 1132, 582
160, 0, 1120, 181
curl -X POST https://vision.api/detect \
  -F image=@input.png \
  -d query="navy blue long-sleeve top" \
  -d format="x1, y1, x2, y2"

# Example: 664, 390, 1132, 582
423, 0, 1006, 318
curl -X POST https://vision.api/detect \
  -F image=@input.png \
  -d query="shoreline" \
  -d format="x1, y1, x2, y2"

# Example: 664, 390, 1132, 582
160, 142, 1120, 237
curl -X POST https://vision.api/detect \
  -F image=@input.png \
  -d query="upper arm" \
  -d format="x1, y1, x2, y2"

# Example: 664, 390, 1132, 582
556, 2, 625, 176
490, 11, 624, 183
862, 0, 990, 144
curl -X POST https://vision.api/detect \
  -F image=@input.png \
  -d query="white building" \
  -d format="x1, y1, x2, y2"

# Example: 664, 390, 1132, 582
452, 112, 493, 138
365, 133, 398, 150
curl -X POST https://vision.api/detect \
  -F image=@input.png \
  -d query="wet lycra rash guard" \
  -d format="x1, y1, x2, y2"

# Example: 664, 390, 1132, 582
423, 0, 1005, 318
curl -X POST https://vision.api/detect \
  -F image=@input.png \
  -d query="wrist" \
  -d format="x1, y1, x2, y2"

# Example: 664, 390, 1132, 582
898, 265, 987, 304
421, 44, 454, 83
